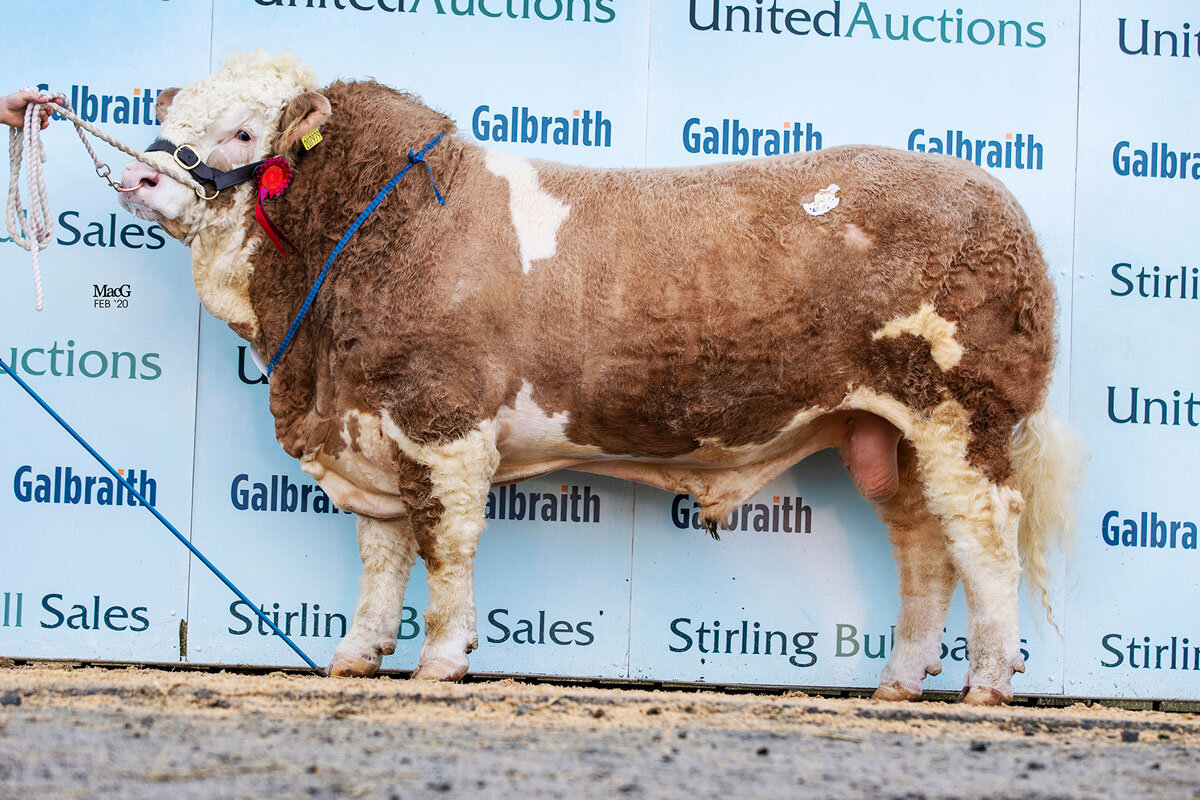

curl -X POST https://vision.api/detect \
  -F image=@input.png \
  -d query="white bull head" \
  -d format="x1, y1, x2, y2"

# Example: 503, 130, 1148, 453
119, 51, 329, 335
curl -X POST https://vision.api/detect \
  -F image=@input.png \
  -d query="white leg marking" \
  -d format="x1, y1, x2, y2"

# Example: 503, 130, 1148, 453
841, 390, 1024, 703
484, 150, 570, 274
872, 302, 964, 371
378, 415, 500, 681
873, 449, 957, 700
330, 515, 418, 677
908, 401, 1023, 702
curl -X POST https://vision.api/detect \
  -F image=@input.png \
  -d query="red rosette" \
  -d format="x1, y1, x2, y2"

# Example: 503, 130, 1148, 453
256, 157, 292, 199
254, 157, 297, 257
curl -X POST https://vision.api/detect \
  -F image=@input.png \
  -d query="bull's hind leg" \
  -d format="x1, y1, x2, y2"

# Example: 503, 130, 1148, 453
910, 402, 1025, 705
872, 441, 958, 701
330, 515, 419, 677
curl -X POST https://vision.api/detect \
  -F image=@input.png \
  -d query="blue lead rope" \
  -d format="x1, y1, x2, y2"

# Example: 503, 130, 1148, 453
0, 134, 449, 673
265, 132, 446, 376
0, 356, 326, 676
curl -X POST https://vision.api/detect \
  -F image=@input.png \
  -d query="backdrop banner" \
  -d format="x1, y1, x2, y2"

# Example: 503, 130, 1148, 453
0, 0, 1194, 700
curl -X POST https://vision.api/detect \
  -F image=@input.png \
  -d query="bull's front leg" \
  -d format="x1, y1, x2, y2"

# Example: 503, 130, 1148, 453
410, 504, 487, 681
329, 515, 419, 677
385, 421, 500, 682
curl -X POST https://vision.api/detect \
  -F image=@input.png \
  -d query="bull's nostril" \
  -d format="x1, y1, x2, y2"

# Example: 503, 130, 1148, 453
139, 176, 159, 189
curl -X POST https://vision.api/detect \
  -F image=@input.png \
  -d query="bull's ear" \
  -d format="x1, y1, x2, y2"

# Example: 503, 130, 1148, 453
155, 88, 180, 124
275, 92, 332, 158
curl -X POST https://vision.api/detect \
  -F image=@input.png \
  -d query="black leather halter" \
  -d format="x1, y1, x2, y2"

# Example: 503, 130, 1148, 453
145, 138, 266, 196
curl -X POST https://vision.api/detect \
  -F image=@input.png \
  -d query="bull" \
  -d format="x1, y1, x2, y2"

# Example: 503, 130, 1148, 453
119, 52, 1083, 704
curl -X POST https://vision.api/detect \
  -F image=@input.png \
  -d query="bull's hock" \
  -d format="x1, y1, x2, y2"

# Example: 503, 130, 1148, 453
113, 51, 1083, 704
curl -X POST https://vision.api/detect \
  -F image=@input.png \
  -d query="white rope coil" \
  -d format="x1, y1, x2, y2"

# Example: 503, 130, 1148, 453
6, 89, 204, 311
6, 89, 54, 309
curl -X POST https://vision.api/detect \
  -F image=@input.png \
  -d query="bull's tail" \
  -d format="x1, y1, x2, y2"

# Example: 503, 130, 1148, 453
1011, 403, 1087, 629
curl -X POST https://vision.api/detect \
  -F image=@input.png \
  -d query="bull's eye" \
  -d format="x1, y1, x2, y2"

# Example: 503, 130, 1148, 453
236, 130, 252, 142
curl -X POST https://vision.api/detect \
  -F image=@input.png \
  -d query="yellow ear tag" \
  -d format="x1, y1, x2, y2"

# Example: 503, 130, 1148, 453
301, 129, 323, 150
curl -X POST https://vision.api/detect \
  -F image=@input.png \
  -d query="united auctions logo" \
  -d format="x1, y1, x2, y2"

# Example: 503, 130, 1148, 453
252, 0, 615, 23
236, 346, 269, 386
1106, 386, 1200, 427
1118, 17, 1199, 58
4, 340, 162, 381
688, 1, 1047, 48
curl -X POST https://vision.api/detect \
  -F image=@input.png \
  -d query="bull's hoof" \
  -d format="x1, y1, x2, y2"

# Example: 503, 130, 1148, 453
872, 681, 922, 702
328, 654, 379, 678
959, 685, 1010, 706
412, 657, 469, 682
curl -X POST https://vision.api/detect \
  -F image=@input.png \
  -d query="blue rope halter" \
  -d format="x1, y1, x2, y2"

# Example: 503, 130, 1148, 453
265, 132, 447, 376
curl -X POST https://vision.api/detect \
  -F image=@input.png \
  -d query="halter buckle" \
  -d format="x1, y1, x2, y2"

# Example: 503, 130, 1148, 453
173, 144, 201, 171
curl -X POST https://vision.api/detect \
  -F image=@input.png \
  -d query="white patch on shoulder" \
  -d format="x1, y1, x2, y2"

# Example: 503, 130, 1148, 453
872, 302, 964, 371
484, 150, 570, 274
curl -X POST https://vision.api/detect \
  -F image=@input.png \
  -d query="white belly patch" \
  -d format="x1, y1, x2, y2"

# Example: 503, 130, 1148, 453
495, 381, 606, 463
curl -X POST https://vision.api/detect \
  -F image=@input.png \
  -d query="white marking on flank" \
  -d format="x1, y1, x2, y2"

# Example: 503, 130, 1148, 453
484, 150, 570, 274
872, 303, 964, 371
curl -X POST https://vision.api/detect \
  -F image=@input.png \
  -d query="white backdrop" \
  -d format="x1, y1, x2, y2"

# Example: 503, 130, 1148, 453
1, 0, 1196, 700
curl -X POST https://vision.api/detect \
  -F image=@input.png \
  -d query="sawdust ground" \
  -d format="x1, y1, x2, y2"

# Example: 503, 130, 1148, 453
0, 661, 1198, 799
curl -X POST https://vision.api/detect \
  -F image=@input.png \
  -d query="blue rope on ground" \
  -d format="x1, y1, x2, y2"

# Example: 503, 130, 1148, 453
0, 356, 326, 676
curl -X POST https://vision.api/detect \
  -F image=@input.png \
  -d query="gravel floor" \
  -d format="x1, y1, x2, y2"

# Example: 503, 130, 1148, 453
0, 662, 1198, 799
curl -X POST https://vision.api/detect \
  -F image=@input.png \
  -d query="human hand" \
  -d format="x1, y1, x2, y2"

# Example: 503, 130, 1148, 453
1, 89, 55, 129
